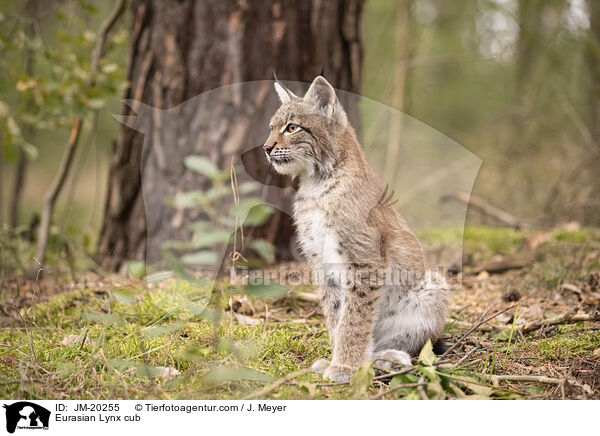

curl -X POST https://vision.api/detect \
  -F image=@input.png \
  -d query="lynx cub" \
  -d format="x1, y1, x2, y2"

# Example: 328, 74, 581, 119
263, 75, 449, 383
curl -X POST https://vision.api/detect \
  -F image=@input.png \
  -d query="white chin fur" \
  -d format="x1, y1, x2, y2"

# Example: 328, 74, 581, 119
271, 159, 303, 176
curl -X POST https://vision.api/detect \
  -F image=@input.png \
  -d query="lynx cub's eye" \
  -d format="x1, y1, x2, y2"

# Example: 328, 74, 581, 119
285, 123, 300, 134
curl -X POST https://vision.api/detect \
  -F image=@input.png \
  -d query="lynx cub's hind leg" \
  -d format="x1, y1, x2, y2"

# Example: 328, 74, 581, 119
372, 349, 412, 369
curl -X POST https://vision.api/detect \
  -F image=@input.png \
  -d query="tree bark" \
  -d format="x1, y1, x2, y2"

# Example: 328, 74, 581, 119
97, 0, 364, 272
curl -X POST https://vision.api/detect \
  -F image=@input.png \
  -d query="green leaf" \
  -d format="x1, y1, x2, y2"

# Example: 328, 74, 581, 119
191, 230, 231, 248
348, 362, 374, 399
145, 321, 185, 338
185, 303, 221, 322
298, 381, 316, 397
172, 191, 205, 208
163, 250, 206, 285
111, 288, 137, 304
419, 365, 437, 381
181, 251, 219, 266
82, 311, 123, 325
445, 374, 493, 397
230, 199, 275, 226
249, 239, 275, 263
0, 100, 9, 118
184, 155, 220, 178
87, 98, 106, 109
127, 261, 146, 278
101, 63, 118, 74
21, 142, 38, 159
202, 367, 273, 385
237, 181, 259, 194
448, 382, 466, 398
6, 117, 22, 138
426, 379, 446, 400
244, 281, 288, 298
418, 339, 436, 366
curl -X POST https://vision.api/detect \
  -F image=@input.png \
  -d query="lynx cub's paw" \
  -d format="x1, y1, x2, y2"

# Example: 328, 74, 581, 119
323, 364, 354, 383
373, 349, 412, 369
311, 358, 331, 375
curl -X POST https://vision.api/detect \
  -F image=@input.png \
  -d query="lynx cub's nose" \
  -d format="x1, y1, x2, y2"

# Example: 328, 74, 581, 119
263, 142, 276, 154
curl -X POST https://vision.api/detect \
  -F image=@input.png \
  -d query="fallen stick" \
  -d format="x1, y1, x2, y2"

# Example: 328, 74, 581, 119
490, 374, 592, 396
517, 311, 600, 334
295, 291, 319, 303
243, 367, 312, 400
470, 258, 532, 275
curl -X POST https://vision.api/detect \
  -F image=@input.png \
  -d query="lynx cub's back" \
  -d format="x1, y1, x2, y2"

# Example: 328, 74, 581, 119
263, 75, 449, 382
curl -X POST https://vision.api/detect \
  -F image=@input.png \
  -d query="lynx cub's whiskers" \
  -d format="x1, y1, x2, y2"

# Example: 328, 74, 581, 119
264, 75, 449, 383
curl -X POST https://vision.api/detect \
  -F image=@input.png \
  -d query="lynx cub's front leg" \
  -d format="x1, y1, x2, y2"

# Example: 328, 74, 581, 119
310, 279, 344, 376
322, 270, 379, 383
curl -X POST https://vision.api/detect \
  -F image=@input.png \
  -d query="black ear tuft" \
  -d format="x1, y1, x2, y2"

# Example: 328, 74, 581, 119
319, 64, 325, 78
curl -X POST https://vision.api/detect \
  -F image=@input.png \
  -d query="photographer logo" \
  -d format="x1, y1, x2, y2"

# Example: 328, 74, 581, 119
2, 402, 50, 433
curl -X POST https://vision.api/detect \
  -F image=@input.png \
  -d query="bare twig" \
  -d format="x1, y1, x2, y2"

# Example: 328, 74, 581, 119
243, 367, 312, 400
490, 374, 592, 396
0, 378, 42, 386
517, 310, 600, 334
441, 192, 533, 229
33, 0, 127, 268
453, 346, 480, 367
417, 375, 428, 400
442, 305, 516, 358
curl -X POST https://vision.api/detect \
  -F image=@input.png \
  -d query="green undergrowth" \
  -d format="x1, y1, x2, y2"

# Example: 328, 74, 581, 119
0, 279, 510, 400
3, 225, 599, 399
521, 327, 600, 363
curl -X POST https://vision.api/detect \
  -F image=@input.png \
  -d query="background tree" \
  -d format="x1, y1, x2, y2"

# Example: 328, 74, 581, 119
97, 0, 365, 271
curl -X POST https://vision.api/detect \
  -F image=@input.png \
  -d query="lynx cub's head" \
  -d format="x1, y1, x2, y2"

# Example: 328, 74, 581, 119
264, 76, 350, 178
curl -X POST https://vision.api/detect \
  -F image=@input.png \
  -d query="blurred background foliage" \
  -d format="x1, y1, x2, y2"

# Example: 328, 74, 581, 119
0, 0, 598, 251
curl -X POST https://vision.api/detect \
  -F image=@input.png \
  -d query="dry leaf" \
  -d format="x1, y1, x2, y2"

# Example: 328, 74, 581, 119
152, 366, 181, 379
232, 312, 262, 325
60, 334, 86, 346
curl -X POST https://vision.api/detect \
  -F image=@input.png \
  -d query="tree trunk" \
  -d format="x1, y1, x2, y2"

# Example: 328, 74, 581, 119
97, 0, 364, 272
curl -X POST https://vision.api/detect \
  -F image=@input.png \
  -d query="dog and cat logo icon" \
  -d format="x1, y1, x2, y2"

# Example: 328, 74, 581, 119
2, 402, 50, 433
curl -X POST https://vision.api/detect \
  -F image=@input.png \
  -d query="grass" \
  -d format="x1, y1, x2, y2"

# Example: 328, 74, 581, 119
1, 225, 599, 399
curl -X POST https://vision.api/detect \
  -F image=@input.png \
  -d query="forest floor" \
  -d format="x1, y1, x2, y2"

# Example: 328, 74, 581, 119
0, 226, 599, 400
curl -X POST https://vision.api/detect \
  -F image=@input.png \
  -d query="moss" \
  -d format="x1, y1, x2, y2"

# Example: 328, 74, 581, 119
534, 332, 600, 362
0, 279, 337, 399
550, 228, 600, 244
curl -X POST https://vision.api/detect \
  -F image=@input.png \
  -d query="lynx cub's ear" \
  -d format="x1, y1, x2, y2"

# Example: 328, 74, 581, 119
304, 76, 347, 126
273, 76, 299, 105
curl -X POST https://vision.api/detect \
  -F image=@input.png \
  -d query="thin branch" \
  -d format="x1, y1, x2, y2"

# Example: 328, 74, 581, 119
33, 0, 127, 269
417, 375, 428, 400
87, 0, 128, 87
490, 374, 592, 396
441, 192, 534, 229
442, 305, 516, 358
